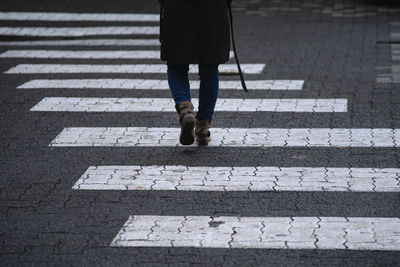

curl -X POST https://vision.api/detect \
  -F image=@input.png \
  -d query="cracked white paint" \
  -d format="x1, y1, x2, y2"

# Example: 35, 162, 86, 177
0, 50, 234, 59
31, 97, 347, 112
0, 12, 159, 21
0, 39, 160, 47
0, 26, 159, 36
18, 79, 304, 90
5, 64, 265, 74
111, 215, 400, 250
73, 165, 400, 192
49, 127, 400, 147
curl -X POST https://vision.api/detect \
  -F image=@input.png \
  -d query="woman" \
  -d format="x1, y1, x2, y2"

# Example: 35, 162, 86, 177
158, 0, 232, 146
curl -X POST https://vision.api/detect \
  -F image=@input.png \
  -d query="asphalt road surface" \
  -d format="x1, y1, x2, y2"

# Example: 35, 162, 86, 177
1, 0, 400, 265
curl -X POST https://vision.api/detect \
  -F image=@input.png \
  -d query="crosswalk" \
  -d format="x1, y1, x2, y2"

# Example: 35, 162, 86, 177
0, 26, 159, 36
0, 50, 235, 59
49, 127, 399, 147
0, 12, 159, 21
3, 11, 399, 254
392, 44, 400, 61
0, 39, 160, 47
5, 63, 265, 74
31, 97, 348, 112
74, 166, 400, 192
111, 215, 400, 250
18, 79, 304, 90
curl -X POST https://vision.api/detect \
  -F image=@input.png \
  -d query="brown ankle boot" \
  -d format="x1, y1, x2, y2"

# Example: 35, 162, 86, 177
195, 118, 211, 146
175, 100, 195, 145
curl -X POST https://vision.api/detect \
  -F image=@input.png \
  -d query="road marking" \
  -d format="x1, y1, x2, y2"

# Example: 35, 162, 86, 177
0, 50, 234, 59
0, 12, 158, 21
0, 26, 158, 36
31, 97, 347, 112
5, 64, 265, 74
73, 165, 400, 192
0, 39, 160, 47
392, 43, 400, 61
49, 127, 399, 147
111, 215, 400, 250
18, 79, 304, 90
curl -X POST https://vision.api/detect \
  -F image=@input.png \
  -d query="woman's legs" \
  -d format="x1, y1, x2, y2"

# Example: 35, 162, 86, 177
167, 62, 219, 115
167, 62, 195, 145
197, 64, 219, 120
166, 62, 219, 146
167, 62, 191, 104
195, 64, 219, 146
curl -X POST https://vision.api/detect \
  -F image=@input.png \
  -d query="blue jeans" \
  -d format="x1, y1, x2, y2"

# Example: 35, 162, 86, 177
167, 62, 219, 120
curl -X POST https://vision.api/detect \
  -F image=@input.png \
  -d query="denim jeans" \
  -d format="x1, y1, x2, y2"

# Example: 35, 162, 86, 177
167, 62, 219, 120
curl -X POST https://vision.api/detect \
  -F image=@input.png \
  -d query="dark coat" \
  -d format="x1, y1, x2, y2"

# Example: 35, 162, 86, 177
159, 0, 231, 65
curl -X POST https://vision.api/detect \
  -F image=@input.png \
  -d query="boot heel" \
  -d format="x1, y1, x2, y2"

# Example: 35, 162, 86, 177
175, 101, 195, 146
180, 115, 195, 145
195, 118, 212, 146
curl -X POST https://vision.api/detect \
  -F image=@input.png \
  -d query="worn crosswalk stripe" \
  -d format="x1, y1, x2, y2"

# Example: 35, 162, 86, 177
5, 64, 266, 74
0, 12, 158, 21
49, 127, 399, 147
392, 44, 400, 61
110, 215, 400, 250
31, 97, 347, 112
18, 79, 304, 90
0, 26, 158, 36
0, 50, 234, 59
0, 39, 160, 47
73, 165, 400, 192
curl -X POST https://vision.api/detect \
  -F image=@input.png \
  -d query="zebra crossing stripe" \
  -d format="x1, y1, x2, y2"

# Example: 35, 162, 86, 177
0, 39, 160, 47
73, 165, 400, 192
392, 44, 400, 61
0, 12, 158, 21
18, 79, 304, 90
0, 50, 235, 59
31, 97, 347, 112
5, 64, 266, 74
111, 215, 400, 250
49, 127, 399, 147
0, 26, 158, 36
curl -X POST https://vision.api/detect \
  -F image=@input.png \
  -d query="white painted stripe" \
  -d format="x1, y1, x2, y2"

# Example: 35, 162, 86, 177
0, 50, 235, 59
0, 27, 158, 36
0, 39, 160, 47
111, 215, 400, 250
18, 79, 304, 90
1, 50, 160, 59
0, 12, 158, 21
31, 97, 347, 113
392, 44, 400, 61
73, 165, 400, 192
49, 127, 399, 147
5, 64, 265, 75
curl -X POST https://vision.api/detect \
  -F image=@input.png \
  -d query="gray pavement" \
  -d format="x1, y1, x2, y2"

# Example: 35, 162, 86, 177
1, 0, 400, 265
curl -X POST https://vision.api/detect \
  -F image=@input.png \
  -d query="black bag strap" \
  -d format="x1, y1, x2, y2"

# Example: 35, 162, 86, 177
159, 0, 164, 44
227, 1, 248, 93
